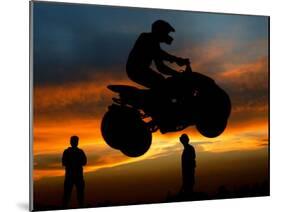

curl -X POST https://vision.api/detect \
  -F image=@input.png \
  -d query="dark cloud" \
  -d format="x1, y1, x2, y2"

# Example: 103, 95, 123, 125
34, 90, 111, 121
216, 56, 269, 124
34, 153, 62, 170
32, 2, 269, 133
33, 3, 139, 85
33, 2, 268, 86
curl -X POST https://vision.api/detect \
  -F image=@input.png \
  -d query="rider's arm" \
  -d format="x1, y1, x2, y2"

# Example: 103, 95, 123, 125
159, 49, 189, 66
154, 58, 178, 76
159, 49, 179, 63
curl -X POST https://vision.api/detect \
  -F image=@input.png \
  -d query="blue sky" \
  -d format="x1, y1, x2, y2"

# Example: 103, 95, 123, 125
33, 2, 268, 85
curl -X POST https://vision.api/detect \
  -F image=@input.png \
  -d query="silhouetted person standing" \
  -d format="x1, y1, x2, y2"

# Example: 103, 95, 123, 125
180, 134, 196, 196
62, 135, 87, 208
126, 20, 189, 88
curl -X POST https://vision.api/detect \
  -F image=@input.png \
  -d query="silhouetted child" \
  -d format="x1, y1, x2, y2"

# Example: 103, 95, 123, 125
62, 135, 87, 208
180, 134, 196, 195
126, 20, 189, 88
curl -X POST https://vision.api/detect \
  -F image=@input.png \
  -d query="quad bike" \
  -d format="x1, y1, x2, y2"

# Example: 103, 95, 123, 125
101, 63, 231, 157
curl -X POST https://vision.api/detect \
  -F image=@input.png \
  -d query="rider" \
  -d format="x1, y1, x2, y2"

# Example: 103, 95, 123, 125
126, 20, 189, 88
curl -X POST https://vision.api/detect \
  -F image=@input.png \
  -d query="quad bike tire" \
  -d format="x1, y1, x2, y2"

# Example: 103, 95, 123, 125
101, 104, 152, 157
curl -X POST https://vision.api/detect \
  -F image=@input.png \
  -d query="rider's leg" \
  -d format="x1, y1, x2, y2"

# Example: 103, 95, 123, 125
127, 68, 165, 88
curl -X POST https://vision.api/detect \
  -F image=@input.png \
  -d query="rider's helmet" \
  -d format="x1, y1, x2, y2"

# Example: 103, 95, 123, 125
152, 20, 175, 45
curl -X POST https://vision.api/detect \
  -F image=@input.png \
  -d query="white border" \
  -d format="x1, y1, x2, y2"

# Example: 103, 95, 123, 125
1, 0, 280, 212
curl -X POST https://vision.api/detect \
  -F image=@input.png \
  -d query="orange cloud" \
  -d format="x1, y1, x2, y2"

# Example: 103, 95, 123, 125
33, 112, 268, 181
216, 56, 268, 89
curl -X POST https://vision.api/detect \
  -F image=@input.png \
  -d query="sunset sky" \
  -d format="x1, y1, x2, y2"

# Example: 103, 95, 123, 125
32, 1, 269, 207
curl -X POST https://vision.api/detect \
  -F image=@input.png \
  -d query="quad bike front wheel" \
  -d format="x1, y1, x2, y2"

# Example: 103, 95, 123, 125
195, 83, 231, 138
101, 104, 152, 157
196, 119, 227, 138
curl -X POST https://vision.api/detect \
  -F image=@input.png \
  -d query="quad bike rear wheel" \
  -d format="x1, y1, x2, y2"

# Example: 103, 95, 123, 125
101, 105, 152, 157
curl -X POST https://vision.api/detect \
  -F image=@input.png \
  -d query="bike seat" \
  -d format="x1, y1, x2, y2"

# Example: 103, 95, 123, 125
108, 85, 140, 93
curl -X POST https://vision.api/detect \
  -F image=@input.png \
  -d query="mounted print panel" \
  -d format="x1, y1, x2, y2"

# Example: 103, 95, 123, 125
30, 1, 269, 211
